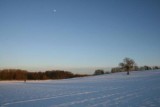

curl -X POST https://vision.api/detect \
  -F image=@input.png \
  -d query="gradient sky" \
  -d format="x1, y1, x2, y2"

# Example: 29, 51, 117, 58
0, 0, 160, 74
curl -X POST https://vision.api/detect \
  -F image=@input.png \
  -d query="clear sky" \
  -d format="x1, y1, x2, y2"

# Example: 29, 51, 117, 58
0, 0, 160, 74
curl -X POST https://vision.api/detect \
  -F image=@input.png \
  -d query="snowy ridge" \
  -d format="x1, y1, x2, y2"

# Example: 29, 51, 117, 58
0, 70, 160, 107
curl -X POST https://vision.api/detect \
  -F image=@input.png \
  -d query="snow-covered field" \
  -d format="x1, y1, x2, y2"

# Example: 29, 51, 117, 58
0, 70, 160, 107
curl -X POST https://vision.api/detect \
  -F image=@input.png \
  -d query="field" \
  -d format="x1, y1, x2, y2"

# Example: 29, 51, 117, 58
0, 70, 160, 107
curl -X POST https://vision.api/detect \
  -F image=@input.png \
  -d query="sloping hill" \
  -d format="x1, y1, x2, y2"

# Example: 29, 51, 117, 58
0, 70, 160, 107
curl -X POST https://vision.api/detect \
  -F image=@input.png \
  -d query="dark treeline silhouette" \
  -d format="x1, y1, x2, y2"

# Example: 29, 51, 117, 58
94, 65, 160, 75
111, 65, 160, 73
0, 69, 88, 80
94, 57, 160, 75
45, 70, 74, 79
111, 57, 160, 74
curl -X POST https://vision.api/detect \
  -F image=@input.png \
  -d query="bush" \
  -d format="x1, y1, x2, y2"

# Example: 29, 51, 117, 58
94, 69, 104, 75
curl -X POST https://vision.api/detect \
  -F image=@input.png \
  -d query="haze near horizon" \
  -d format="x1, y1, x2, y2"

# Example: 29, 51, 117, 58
0, 0, 160, 74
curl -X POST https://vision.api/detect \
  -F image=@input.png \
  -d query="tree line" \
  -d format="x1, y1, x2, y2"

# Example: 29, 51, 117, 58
0, 69, 88, 80
94, 57, 160, 75
111, 65, 160, 73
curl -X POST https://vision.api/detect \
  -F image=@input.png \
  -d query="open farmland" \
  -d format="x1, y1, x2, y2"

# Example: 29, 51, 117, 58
0, 70, 160, 107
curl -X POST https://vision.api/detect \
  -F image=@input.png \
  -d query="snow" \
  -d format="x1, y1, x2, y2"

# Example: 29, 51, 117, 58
0, 70, 160, 107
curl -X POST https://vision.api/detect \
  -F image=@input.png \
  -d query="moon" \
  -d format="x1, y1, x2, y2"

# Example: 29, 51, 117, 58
53, 9, 56, 13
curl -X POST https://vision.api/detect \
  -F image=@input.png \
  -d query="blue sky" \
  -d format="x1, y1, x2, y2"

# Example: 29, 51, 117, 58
0, 0, 160, 74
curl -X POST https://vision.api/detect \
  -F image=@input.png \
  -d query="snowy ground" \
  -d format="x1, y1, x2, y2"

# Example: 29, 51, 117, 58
0, 70, 160, 107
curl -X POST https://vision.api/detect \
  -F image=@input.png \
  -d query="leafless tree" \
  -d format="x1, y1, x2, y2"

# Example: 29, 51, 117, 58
119, 57, 136, 75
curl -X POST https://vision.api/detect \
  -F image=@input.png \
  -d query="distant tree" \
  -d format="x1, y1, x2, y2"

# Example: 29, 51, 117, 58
119, 57, 136, 75
133, 65, 139, 71
143, 65, 152, 70
111, 67, 122, 73
152, 66, 159, 70
94, 69, 104, 75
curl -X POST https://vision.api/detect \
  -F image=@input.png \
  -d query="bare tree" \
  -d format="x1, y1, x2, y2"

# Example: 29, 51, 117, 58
119, 57, 136, 75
